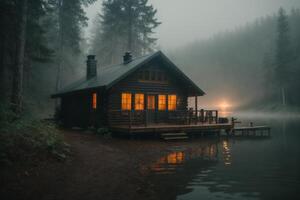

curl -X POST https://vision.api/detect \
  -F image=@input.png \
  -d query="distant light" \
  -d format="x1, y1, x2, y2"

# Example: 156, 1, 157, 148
219, 100, 231, 110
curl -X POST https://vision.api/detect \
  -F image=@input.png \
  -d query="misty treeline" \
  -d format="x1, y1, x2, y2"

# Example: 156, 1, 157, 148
171, 8, 300, 110
0, 0, 160, 120
0, 0, 97, 118
0, 0, 97, 161
90, 0, 160, 66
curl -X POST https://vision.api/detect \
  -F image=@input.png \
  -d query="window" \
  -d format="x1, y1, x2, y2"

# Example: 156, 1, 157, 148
151, 71, 156, 80
144, 70, 150, 80
168, 95, 177, 110
158, 95, 166, 110
163, 73, 168, 81
135, 93, 144, 110
121, 93, 132, 110
147, 95, 155, 110
157, 71, 162, 81
92, 93, 97, 109
138, 71, 144, 79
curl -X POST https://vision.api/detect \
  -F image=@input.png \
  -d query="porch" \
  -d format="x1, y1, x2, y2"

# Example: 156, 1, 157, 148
108, 110, 233, 134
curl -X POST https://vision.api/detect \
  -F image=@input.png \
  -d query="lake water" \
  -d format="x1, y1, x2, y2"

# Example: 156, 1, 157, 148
144, 117, 300, 200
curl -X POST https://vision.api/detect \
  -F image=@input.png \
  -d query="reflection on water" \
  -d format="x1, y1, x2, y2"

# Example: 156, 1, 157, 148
145, 144, 218, 175
142, 119, 300, 200
222, 140, 231, 166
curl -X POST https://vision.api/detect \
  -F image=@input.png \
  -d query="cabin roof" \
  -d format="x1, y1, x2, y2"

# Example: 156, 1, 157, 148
51, 51, 205, 97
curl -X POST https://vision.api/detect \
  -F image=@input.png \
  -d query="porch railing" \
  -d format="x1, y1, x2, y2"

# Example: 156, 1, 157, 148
108, 109, 223, 128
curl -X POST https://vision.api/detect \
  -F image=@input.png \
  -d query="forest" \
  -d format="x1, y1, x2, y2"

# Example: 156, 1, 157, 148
170, 8, 300, 111
0, 0, 160, 164
1, 1, 299, 122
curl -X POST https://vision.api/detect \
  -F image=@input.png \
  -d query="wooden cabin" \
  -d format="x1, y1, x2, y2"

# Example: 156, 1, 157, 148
52, 51, 231, 135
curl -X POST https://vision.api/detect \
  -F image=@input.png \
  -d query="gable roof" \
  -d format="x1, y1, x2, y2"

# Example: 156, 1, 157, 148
51, 51, 205, 98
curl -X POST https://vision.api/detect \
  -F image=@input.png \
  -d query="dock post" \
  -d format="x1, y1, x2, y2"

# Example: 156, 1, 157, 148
215, 110, 218, 124
129, 110, 132, 129
145, 110, 148, 127
195, 95, 198, 124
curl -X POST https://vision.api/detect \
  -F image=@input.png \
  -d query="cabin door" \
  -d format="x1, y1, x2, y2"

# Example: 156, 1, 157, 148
147, 95, 156, 124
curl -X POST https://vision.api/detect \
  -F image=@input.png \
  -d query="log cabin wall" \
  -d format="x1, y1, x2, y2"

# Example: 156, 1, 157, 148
60, 89, 106, 128
61, 94, 90, 128
106, 58, 188, 124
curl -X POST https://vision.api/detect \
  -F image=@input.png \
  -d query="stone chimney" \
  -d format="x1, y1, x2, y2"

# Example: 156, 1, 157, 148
123, 52, 132, 64
86, 55, 97, 80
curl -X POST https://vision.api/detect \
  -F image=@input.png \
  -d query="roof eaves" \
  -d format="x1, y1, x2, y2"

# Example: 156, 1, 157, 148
106, 51, 161, 89
159, 52, 205, 96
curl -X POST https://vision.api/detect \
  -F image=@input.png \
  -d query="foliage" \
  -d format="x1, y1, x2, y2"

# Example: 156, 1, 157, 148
0, 0, 96, 117
275, 8, 291, 82
96, 127, 112, 138
91, 0, 161, 66
0, 103, 69, 166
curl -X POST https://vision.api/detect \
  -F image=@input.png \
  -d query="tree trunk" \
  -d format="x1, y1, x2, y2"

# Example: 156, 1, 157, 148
127, 2, 133, 52
55, 0, 64, 108
281, 86, 286, 106
11, 0, 28, 114
56, 0, 63, 92
0, 31, 5, 100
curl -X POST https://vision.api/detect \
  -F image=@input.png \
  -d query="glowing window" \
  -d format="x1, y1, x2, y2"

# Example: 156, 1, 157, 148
121, 93, 132, 110
168, 95, 177, 110
92, 93, 97, 109
135, 93, 144, 110
147, 95, 155, 110
158, 95, 166, 110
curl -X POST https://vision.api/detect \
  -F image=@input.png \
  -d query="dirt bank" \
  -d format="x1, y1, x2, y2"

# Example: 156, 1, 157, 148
0, 130, 183, 200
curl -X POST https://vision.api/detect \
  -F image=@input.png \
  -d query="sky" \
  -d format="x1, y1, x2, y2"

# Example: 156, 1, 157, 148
85, 0, 300, 50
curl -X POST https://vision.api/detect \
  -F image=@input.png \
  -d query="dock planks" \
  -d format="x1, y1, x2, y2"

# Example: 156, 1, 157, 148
110, 123, 232, 134
233, 126, 271, 137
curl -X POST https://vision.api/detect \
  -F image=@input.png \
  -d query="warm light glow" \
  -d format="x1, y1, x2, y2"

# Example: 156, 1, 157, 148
145, 144, 218, 174
219, 100, 231, 110
167, 152, 184, 164
135, 93, 144, 110
121, 93, 132, 110
168, 95, 177, 110
222, 140, 232, 166
147, 95, 155, 110
92, 93, 97, 109
158, 95, 166, 110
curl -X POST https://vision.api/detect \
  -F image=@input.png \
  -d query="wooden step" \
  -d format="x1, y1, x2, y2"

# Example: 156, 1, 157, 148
161, 132, 187, 137
161, 132, 189, 140
163, 136, 189, 140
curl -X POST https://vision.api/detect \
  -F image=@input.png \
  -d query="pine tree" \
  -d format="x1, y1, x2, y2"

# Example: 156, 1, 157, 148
51, 0, 96, 91
0, 0, 53, 112
275, 8, 291, 106
10, 0, 28, 114
92, 0, 160, 66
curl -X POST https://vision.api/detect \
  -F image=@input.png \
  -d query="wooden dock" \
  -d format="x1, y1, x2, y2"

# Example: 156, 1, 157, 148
110, 123, 233, 134
232, 125, 271, 137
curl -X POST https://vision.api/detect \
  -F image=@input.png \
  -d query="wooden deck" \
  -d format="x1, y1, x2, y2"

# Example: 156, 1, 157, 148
107, 110, 271, 137
232, 126, 271, 137
110, 122, 233, 134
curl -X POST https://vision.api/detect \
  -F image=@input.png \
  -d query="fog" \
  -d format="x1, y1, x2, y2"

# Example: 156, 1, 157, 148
85, 0, 300, 49
85, 0, 300, 111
